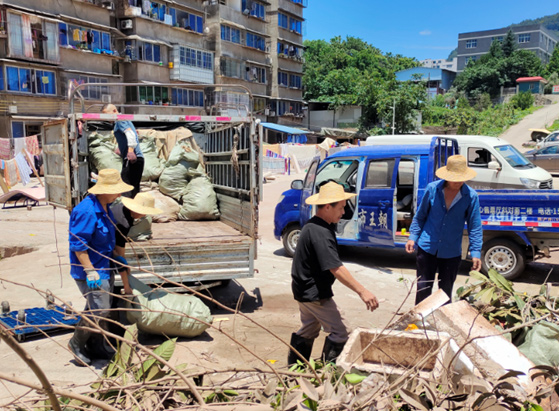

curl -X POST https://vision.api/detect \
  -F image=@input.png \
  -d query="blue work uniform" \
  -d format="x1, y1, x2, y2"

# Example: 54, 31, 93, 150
69, 194, 116, 280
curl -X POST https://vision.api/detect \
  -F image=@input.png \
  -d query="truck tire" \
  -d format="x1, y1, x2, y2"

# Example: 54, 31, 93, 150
481, 238, 525, 280
282, 224, 301, 258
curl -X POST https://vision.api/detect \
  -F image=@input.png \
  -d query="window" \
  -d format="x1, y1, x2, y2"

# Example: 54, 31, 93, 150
466, 55, 477, 65
289, 73, 302, 89
6, 66, 56, 95
136, 41, 161, 63
245, 65, 266, 83
365, 160, 395, 188
246, 33, 265, 51
278, 41, 302, 59
540, 146, 559, 155
221, 57, 243, 78
278, 13, 288, 29
242, 0, 265, 19
142, 2, 167, 22
278, 71, 288, 87
179, 46, 213, 70
468, 147, 494, 167
12, 122, 25, 138
316, 160, 359, 189
221, 25, 241, 44
518, 33, 531, 43
170, 88, 204, 106
253, 97, 265, 113
466, 39, 477, 49
65, 74, 108, 100
8, 13, 59, 61
495, 145, 532, 168
59, 22, 112, 54
289, 17, 302, 34
173, 9, 203, 33
138, 85, 169, 104
491, 36, 503, 42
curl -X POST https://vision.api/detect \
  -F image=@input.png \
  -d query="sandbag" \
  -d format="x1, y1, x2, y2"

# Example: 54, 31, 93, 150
159, 141, 203, 201
88, 131, 122, 172
140, 137, 165, 182
128, 216, 153, 241
126, 275, 212, 338
178, 176, 220, 221
518, 322, 559, 367
147, 189, 181, 223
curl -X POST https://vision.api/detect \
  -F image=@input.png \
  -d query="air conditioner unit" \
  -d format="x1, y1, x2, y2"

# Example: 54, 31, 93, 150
102, 94, 112, 103
121, 19, 133, 30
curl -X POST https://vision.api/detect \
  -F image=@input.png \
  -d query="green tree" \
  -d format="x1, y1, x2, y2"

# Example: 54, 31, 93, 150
546, 44, 559, 76
501, 30, 516, 58
511, 91, 535, 110
488, 39, 504, 59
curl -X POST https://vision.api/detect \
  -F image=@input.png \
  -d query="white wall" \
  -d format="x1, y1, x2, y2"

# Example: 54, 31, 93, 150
308, 106, 362, 131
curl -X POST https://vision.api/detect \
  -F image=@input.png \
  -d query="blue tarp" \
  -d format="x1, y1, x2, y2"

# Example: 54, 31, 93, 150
261, 122, 307, 144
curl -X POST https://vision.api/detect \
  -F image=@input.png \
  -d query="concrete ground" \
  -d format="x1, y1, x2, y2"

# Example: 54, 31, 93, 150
0, 172, 558, 403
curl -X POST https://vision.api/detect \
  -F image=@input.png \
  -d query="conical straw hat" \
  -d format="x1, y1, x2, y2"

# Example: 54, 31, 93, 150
305, 181, 357, 205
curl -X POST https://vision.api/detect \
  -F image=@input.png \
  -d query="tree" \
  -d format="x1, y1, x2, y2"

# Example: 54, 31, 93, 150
501, 30, 516, 58
546, 44, 559, 76
488, 39, 504, 59
303, 36, 420, 130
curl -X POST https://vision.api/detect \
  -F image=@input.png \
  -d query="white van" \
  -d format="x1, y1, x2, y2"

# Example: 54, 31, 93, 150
365, 135, 553, 190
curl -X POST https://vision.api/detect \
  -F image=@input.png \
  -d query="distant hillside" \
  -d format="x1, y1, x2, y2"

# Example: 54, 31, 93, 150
446, 12, 559, 61
512, 12, 559, 34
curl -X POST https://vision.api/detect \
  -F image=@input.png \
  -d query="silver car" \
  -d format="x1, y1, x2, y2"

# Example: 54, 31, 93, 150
536, 131, 559, 149
528, 145, 559, 173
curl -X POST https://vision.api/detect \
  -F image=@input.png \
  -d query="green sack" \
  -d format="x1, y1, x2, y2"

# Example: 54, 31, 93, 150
128, 216, 153, 242
158, 163, 191, 201
178, 176, 220, 221
88, 131, 122, 173
140, 137, 165, 182
518, 322, 559, 367
166, 140, 200, 167
126, 275, 212, 338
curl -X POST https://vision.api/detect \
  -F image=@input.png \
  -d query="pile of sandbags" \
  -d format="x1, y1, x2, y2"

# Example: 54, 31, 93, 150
88, 126, 220, 223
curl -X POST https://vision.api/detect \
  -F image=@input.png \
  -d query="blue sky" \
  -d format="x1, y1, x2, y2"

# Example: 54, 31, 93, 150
304, 1, 559, 61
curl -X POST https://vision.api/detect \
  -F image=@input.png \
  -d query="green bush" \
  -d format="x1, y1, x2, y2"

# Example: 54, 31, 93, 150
510, 91, 535, 110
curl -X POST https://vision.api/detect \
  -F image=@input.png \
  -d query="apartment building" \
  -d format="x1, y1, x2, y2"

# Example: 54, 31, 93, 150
420, 57, 457, 72
457, 24, 559, 72
0, 0, 307, 138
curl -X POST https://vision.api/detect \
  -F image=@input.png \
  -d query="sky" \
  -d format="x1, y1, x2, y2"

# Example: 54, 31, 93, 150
304, 1, 559, 61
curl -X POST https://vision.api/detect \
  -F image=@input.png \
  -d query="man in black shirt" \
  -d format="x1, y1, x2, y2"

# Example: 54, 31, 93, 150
110, 192, 162, 294
289, 181, 379, 365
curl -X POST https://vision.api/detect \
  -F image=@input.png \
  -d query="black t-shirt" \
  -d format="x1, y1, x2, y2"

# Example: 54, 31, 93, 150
291, 216, 343, 302
111, 203, 134, 248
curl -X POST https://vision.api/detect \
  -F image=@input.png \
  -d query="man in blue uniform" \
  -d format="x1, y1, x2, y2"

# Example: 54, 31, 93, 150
406, 155, 483, 304
101, 104, 144, 197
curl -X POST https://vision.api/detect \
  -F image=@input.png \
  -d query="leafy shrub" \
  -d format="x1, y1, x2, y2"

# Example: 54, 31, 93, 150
510, 91, 535, 110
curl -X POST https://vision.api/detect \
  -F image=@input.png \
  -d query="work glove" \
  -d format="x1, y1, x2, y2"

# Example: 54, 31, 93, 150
85, 270, 102, 290
113, 255, 128, 271
126, 150, 137, 163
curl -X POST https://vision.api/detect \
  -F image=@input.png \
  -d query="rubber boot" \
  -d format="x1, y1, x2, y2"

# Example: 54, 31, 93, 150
322, 337, 346, 364
287, 333, 314, 366
86, 333, 116, 360
68, 321, 92, 367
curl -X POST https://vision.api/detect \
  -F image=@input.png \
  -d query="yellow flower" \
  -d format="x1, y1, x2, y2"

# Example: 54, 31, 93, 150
405, 324, 419, 331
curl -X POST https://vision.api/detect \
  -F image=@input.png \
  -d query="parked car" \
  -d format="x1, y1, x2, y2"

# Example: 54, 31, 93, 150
526, 145, 559, 174
535, 130, 559, 149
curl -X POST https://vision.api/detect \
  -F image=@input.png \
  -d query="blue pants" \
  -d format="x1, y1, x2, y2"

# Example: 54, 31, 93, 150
75, 275, 114, 321
415, 247, 461, 305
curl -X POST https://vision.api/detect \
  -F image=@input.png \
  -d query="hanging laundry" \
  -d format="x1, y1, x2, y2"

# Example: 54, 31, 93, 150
14, 152, 32, 186
0, 138, 10, 160
142, 0, 150, 14
73, 28, 80, 42
24, 135, 40, 156
14, 138, 26, 157
3, 159, 18, 187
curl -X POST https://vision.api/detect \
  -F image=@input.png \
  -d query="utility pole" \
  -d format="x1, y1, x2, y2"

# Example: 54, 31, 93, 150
391, 99, 396, 135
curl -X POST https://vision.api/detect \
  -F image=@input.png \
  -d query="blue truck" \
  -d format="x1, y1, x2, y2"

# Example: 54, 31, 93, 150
273, 138, 559, 280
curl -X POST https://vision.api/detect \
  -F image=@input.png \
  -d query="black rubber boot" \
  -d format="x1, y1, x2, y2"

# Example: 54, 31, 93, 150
86, 333, 116, 361
287, 333, 314, 366
322, 337, 346, 364
68, 321, 92, 367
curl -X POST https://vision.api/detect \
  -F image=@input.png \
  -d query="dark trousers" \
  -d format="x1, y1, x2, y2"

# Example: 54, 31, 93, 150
415, 247, 461, 305
121, 157, 144, 198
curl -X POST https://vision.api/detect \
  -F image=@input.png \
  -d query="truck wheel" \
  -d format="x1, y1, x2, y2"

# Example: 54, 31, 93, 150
282, 224, 301, 258
481, 238, 525, 280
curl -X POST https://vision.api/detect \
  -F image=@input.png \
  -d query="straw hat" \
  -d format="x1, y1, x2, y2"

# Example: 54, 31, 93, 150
121, 193, 163, 215
435, 155, 477, 182
305, 181, 357, 205
88, 169, 134, 195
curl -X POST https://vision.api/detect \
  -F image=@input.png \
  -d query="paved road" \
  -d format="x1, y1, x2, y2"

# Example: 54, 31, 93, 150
500, 95, 559, 152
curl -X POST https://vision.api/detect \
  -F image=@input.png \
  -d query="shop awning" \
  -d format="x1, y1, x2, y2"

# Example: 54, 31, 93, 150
261, 123, 307, 135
